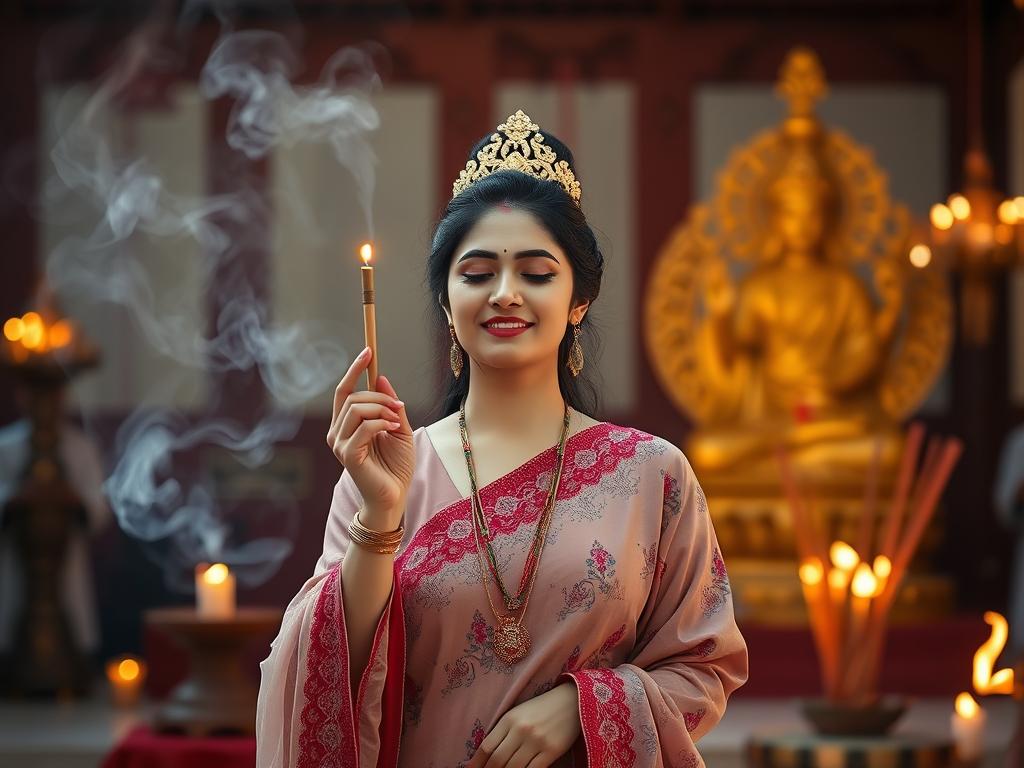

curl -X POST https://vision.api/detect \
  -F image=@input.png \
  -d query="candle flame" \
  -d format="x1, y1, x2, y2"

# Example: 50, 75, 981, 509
4, 311, 77, 353
872, 555, 892, 580
798, 557, 824, 586
930, 203, 954, 230
998, 199, 1020, 226
955, 691, 980, 719
360, 242, 373, 265
105, 655, 146, 685
203, 563, 230, 585
908, 244, 932, 269
851, 562, 879, 598
21, 312, 44, 350
949, 194, 971, 221
973, 611, 1015, 695
829, 541, 860, 572
827, 567, 849, 592
49, 320, 73, 349
118, 658, 141, 681
4, 317, 24, 342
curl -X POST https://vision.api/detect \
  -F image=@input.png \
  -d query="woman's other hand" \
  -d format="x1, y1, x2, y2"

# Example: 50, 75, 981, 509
466, 681, 581, 768
327, 346, 415, 527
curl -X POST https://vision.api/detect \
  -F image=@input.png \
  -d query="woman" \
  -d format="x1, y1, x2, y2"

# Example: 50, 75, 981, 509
256, 110, 748, 768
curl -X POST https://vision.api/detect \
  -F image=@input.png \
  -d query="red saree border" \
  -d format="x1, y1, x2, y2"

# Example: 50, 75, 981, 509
298, 564, 406, 768
397, 424, 652, 589
561, 668, 637, 768
377, 563, 406, 767
298, 565, 358, 768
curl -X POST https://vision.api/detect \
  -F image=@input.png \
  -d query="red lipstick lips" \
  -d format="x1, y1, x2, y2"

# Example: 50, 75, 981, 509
481, 316, 534, 337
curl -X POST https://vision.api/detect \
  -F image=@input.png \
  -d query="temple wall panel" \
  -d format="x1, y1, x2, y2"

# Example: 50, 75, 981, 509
40, 85, 208, 411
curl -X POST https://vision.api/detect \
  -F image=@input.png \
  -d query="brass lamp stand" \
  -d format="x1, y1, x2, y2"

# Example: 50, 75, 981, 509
0, 303, 99, 699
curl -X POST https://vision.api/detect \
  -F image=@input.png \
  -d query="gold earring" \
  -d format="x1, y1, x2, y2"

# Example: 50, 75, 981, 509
567, 322, 584, 377
449, 323, 464, 379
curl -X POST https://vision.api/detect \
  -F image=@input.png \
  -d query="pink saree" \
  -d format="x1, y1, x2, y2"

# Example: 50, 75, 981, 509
256, 422, 748, 767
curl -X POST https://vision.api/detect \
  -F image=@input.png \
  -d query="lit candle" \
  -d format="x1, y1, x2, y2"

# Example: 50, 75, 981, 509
948, 194, 971, 221
951, 692, 986, 761
799, 557, 827, 633
849, 562, 878, 645
827, 540, 858, 616
827, 567, 850, 609
872, 555, 891, 581
829, 540, 860, 573
799, 556, 837, 690
798, 557, 825, 596
195, 562, 236, 619
105, 655, 147, 707
360, 243, 379, 392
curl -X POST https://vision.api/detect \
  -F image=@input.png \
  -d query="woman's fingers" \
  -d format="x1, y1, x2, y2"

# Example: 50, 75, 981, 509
504, 743, 538, 768
337, 401, 403, 442
327, 369, 402, 449
345, 418, 403, 460
337, 419, 398, 467
332, 346, 372, 424
466, 721, 503, 768
376, 375, 411, 433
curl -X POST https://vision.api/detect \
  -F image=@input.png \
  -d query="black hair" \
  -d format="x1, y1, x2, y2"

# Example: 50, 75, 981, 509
425, 131, 605, 422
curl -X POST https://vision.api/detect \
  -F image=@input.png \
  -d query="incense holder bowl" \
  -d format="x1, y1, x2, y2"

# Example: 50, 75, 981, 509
800, 696, 908, 736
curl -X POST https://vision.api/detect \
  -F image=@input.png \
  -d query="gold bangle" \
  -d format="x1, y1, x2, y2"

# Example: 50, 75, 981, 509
348, 508, 404, 554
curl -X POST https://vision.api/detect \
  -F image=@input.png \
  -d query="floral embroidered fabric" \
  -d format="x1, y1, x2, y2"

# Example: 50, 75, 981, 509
257, 422, 748, 768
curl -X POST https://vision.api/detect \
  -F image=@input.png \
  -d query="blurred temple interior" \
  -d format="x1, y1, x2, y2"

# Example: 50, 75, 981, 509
2, 0, 1024, 766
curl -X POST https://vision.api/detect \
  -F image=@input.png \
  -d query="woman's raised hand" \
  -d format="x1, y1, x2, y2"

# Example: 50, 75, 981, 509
327, 347, 415, 527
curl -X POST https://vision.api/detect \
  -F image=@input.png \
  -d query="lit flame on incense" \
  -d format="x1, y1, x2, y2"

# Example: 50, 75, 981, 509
973, 611, 1014, 695
359, 241, 378, 391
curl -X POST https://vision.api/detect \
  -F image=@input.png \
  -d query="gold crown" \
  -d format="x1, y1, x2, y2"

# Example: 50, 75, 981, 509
451, 110, 582, 205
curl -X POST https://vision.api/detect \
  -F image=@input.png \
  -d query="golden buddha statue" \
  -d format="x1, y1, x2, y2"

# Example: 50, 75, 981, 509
644, 48, 952, 622
689, 141, 906, 482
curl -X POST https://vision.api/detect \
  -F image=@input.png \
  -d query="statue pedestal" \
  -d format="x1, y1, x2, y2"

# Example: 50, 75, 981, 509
702, 472, 953, 624
728, 559, 953, 625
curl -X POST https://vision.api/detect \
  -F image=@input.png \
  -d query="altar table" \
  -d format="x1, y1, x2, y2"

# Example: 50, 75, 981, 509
100, 726, 254, 768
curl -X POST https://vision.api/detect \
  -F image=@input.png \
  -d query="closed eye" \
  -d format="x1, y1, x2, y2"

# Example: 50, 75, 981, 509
461, 273, 556, 284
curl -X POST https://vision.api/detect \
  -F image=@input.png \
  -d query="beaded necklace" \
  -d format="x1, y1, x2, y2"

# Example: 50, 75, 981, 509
459, 400, 571, 664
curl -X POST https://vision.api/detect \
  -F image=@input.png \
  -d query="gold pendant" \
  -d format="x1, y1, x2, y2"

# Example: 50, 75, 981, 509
493, 616, 531, 665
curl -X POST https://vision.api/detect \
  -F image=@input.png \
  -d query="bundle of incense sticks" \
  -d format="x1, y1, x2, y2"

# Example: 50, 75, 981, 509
778, 423, 963, 704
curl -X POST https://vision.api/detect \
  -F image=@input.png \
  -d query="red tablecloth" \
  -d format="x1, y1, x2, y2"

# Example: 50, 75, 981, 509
101, 726, 255, 768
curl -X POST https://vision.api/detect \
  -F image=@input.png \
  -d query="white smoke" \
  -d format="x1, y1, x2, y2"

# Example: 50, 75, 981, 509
39, 3, 382, 589
105, 409, 297, 588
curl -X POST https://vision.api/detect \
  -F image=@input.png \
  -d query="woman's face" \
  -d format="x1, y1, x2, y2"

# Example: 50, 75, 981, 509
444, 206, 587, 374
